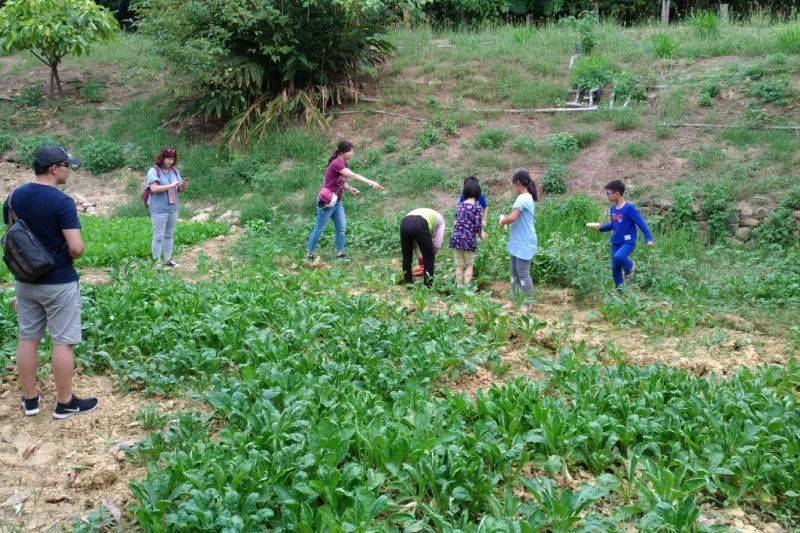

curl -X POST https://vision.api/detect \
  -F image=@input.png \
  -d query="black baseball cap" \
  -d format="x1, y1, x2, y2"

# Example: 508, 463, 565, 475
33, 144, 81, 169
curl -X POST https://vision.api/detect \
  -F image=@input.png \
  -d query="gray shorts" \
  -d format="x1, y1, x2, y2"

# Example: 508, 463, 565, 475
15, 281, 82, 346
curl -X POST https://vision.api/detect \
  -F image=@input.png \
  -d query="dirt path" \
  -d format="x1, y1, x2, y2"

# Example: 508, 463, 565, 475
0, 162, 132, 217
0, 374, 147, 531
76, 227, 242, 286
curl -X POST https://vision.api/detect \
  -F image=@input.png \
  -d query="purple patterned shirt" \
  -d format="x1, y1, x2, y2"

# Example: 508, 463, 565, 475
449, 201, 483, 252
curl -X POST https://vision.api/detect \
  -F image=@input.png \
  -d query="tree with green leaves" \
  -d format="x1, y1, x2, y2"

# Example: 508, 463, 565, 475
0, 0, 118, 96
134, 0, 394, 150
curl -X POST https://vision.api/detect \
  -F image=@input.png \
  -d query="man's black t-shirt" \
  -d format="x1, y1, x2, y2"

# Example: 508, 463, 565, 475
3, 183, 81, 284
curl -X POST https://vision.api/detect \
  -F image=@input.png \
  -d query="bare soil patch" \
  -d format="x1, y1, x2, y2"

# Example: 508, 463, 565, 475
0, 373, 147, 531
0, 162, 131, 217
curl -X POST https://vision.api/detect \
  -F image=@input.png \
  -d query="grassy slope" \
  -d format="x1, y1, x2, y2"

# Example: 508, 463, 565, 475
0, 20, 799, 530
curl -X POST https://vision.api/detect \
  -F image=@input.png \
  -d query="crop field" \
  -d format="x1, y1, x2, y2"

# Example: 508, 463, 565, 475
1, 4, 800, 532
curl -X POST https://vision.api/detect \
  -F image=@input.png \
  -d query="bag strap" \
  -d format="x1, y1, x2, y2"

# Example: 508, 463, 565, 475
6, 189, 18, 226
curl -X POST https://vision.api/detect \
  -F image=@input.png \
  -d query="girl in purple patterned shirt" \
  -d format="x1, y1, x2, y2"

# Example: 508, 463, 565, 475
449, 177, 487, 286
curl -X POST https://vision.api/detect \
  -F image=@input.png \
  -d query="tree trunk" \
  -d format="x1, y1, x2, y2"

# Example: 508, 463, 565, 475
719, 3, 729, 23
51, 62, 63, 95
592, 1, 599, 19
661, 0, 670, 25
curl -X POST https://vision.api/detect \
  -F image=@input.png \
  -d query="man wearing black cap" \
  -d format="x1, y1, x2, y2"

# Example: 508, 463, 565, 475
2, 144, 98, 419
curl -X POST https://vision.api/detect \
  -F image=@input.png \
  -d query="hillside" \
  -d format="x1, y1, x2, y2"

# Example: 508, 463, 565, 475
0, 19, 799, 532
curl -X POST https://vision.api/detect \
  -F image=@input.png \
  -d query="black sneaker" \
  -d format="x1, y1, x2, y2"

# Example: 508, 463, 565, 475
336, 252, 346, 260
21, 395, 40, 416
164, 259, 179, 268
305, 253, 316, 264
53, 395, 98, 419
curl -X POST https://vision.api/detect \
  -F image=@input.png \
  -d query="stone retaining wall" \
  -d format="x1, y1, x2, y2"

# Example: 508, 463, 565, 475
639, 199, 800, 242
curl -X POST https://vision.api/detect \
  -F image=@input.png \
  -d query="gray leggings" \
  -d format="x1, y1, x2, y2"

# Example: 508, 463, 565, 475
151, 211, 178, 260
510, 255, 533, 297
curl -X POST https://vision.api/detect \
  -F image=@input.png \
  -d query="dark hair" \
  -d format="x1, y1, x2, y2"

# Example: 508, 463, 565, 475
462, 176, 481, 200
605, 179, 625, 195
512, 170, 538, 201
155, 147, 179, 169
33, 163, 52, 176
328, 140, 354, 164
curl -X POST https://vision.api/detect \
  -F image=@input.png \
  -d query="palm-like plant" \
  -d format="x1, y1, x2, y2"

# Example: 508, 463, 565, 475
134, 0, 394, 150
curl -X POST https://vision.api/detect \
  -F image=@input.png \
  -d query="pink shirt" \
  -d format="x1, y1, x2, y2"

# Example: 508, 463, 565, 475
323, 157, 347, 198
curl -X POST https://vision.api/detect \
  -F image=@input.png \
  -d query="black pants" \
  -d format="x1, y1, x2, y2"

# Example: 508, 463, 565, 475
400, 215, 435, 287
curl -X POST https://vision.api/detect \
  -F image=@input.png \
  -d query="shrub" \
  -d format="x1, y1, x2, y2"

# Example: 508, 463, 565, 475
688, 10, 720, 38
756, 207, 797, 246
18, 81, 44, 106
573, 129, 599, 148
651, 33, 676, 58
572, 55, 615, 92
612, 70, 646, 102
698, 93, 713, 107
80, 82, 106, 103
361, 148, 381, 167
748, 77, 794, 105
542, 164, 568, 195
510, 135, 538, 155
416, 124, 440, 150
546, 132, 579, 162
777, 25, 800, 54
473, 128, 510, 150
700, 82, 721, 98
0, 132, 15, 154
81, 139, 126, 173
382, 136, 398, 154
577, 14, 597, 55
700, 181, 734, 243
742, 63, 765, 80
512, 26, 534, 44
134, 0, 394, 149
670, 185, 696, 227
12, 135, 59, 165
783, 188, 800, 210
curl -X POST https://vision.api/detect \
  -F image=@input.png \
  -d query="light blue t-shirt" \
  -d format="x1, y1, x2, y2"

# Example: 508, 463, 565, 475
146, 167, 182, 214
507, 193, 537, 260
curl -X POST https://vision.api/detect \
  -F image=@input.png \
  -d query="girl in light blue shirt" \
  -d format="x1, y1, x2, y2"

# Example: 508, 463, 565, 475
499, 170, 538, 301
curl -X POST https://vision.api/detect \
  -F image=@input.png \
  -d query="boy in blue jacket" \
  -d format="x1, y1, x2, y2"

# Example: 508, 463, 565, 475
587, 180, 653, 289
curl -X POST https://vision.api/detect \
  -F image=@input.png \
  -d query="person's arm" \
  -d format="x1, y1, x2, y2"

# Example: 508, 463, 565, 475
62, 229, 84, 259
475, 207, 486, 239
598, 208, 613, 232
344, 183, 360, 196
480, 195, 488, 227
58, 198, 84, 258
340, 168, 384, 190
500, 208, 521, 227
432, 212, 445, 255
147, 169, 178, 193
150, 181, 178, 193
2, 200, 8, 227
177, 171, 188, 192
630, 205, 654, 244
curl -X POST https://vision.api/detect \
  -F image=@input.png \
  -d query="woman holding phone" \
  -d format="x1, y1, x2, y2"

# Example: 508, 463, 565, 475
146, 147, 187, 268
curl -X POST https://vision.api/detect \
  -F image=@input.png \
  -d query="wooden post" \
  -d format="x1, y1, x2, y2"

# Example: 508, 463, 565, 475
660, 0, 670, 25
719, 3, 729, 23
592, 1, 599, 19
525, 13, 533, 26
